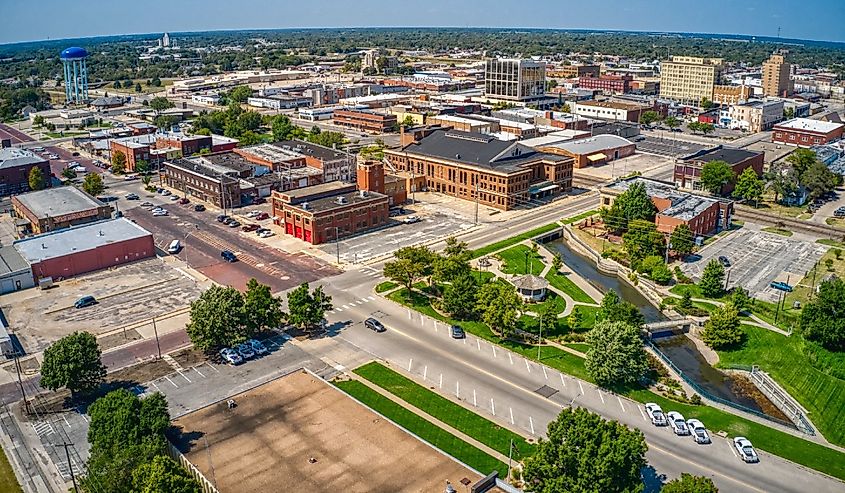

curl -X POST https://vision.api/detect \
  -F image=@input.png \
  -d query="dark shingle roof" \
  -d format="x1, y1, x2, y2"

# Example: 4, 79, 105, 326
685, 147, 760, 166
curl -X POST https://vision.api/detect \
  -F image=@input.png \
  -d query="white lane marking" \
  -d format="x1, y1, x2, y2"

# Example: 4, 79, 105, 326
490, 398, 496, 416
618, 396, 625, 412
578, 380, 584, 394
434, 321, 438, 332
408, 358, 413, 371
728, 441, 739, 458
423, 365, 428, 381
477, 339, 481, 351
560, 373, 566, 387
492, 346, 497, 358
367, 295, 375, 301
62, 415, 71, 428
525, 359, 531, 373
473, 389, 477, 406
420, 314, 424, 326
151, 381, 161, 390
165, 376, 178, 388
463, 336, 466, 345
192, 366, 206, 378
356, 300, 365, 305
79, 414, 89, 423
456, 380, 460, 399
542, 365, 548, 380
178, 370, 191, 383
439, 373, 443, 389
597, 389, 605, 404
529, 416, 535, 435
205, 362, 219, 372
342, 304, 350, 309
508, 353, 513, 365
336, 307, 344, 312
638, 406, 647, 421
509, 407, 515, 425
408, 310, 412, 319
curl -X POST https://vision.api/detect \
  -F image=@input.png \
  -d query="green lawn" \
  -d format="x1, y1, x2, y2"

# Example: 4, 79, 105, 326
387, 289, 845, 481
334, 379, 506, 474
470, 223, 559, 259
545, 269, 596, 303
0, 447, 22, 493
562, 209, 598, 225
817, 238, 845, 248
564, 342, 591, 353
354, 362, 535, 458
375, 281, 398, 293
497, 245, 546, 276
761, 226, 793, 237
525, 291, 567, 317
717, 325, 845, 447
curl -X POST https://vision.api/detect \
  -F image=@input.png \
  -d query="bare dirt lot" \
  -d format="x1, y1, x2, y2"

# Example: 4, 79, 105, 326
171, 370, 487, 493
2, 258, 203, 353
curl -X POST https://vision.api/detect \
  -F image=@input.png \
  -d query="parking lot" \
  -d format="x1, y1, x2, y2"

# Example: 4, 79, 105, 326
680, 229, 827, 302
578, 152, 677, 182
1, 258, 203, 353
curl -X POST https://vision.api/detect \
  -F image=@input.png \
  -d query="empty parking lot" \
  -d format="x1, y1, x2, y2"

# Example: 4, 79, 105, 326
680, 229, 827, 302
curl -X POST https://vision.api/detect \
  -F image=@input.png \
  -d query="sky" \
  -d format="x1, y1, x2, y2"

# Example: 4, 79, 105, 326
3, 0, 845, 45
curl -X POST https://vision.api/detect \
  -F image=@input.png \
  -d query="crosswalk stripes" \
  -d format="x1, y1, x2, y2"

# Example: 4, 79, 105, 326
32, 421, 54, 437
327, 296, 378, 315
55, 458, 82, 480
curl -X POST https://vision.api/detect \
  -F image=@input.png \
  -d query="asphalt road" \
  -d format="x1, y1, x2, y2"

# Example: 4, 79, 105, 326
0, 123, 34, 144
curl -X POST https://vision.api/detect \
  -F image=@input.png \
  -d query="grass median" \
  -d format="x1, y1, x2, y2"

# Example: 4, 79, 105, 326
471, 223, 559, 259
334, 379, 506, 474
354, 361, 535, 458
0, 447, 22, 493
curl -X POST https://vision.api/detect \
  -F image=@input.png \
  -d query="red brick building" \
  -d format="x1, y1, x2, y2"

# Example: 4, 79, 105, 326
675, 147, 764, 195
110, 140, 150, 172
333, 110, 397, 133
0, 149, 51, 197
578, 75, 633, 94
157, 134, 212, 156
772, 118, 844, 147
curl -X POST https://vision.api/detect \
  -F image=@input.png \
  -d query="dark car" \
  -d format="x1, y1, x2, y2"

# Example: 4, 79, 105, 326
74, 296, 97, 309
255, 212, 270, 220
770, 281, 793, 292
221, 250, 237, 262
194, 204, 206, 212
450, 325, 465, 339
216, 214, 228, 223
364, 317, 386, 332
718, 256, 731, 268
242, 224, 260, 232
178, 197, 190, 205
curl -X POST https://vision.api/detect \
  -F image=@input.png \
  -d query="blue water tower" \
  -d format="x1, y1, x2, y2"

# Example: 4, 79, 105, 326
60, 47, 89, 104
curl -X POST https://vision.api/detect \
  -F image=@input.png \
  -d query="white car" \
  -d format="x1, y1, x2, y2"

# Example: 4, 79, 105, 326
734, 437, 759, 463
245, 210, 261, 218
403, 215, 421, 224
219, 348, 243, 365
686, 419, 711, 444
258, 230, 274, 238
667, 411, 690, 435
69, 161, 80, 167
152, 209, 168, 216
644, 403, 667, 426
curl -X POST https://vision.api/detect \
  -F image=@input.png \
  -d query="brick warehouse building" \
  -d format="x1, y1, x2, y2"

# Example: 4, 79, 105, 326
675, 147, 764, 195
333, 109, 398, 133
384, 126, 573, 211
772, 118, 844, 147
578, 75, 633, 94
11, 187, 112, 237
13, 218, 155, 283
0, 148, 51, 197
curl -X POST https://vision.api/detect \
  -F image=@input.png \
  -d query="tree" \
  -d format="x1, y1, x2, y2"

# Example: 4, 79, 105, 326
523, 407, 647, 493
701, 302, 743, 349
551, 252, 563, 273
132, 455, 201, 493
600, 181, 656, 234
731, 286, 751, 313
649, 262, 673, 285
33, 114, 45, 127
400, 115, 416, 128
309, 130, 345, 148
135, 82, 143, 93
242, 278, 285, 334
799, 278, 845, 351
135, 159, 150, 174
700, 97, 715, 110
699, 259, 726, 298
475, 280, 523, 338
434, 237, 471, 283
700, 160, 735, 196
801, 161, 840, 201
286, 283, 333, 332
27, 166, 45, 190
678, 291, 693, 311
112, 81, 121, 89
669, 224, 694, 257
664, 115, 681, 131
585, 320, 648, 387
596, 291, 644, 327
442, 273, 479, 320
383, 246, 435, 291
622, 219, 664, 267
82, 172, 104, 196
567, 307, 583, 331
270, 114, 304, 141
148, 96, 174, 114
687, 121, 703, 134
61, 167, 77, 179
786, 148, 817, 176
663, 473, 718, 493
40, 332, 106, 397
186, 285, 247, 352
767, 160, 800, 204
733, 167, 764, 204
228, 85, 253, 103
700, 123, 715, 136
111, 150, 127, 174
639, 110, 660, 127
150, 77, 162, 87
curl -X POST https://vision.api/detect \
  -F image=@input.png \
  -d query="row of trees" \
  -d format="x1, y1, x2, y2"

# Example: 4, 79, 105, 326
769, 148, 841, 204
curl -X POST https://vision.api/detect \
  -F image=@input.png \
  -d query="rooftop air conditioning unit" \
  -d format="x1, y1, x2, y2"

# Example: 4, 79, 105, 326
359, 190, 368, 197
336, 196, 348, 205
301, 202, 309, 210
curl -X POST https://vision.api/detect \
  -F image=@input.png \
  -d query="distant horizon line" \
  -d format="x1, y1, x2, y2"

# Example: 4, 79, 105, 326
2, 26, 843, 49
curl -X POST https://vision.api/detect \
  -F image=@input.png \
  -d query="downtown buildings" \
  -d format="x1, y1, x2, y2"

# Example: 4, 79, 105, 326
484, 58, 546, 102
659, 56, 725, 106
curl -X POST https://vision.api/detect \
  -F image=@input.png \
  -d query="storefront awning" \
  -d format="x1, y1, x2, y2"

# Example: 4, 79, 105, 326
587, 153, 607, 162
533, 184, 559, 193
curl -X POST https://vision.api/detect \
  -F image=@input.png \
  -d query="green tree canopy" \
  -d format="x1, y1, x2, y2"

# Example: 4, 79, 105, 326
131, 455, 201, 493
27, 166, 45, 191
733, 167, 764, 204
799, 278, 845, 351
699, 259, 726, 298
243, 278, 285, 334
441, 272, 479, 320
669, 224, 694, 257
228, 85, 253, 103
270, 114, 304, 141
148, 96, 174, 114
475, 280, 523, 338
596, 291, 645, 327
111, 150, 127, 174
600, 182, 657, 234
433, 237, 472, 283
585, 320, 648, 388
786, 148, 817, 176
40, 331, 106, 397
730, 287, 751, 313
664, 115, 681, 129
801, 161, 840, 201
308, 130, 345, 148
639, 110, 660, 126
701, 302, 744, 349
700, 160, 735, 196
186, 285, 248, 352
82, 171, 104, 196
523, 407, 648, 493
383, 246, 435, 291
622, 219, 665, 267
286, 282, 333, 332
135, 159, 150, 174
662, 473, 719, 493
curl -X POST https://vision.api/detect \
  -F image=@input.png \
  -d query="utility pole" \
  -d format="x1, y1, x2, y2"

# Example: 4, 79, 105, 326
59, 442, 79, 493
506, 439, 514, 482
335, 226, 341, 264
152, 318, 162, 359
537, 313, 543, 360
474, 181, 479, 225
13, 353, 31, 415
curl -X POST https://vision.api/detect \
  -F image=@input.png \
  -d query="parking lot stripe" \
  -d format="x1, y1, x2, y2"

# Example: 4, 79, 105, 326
164, 376, 178, 388
578, 381, 584, 394
529, 416, 535, 435
423, 365, 428, 380
638, 405, 647, 421
492, 346, 497, 358
177, 370, 191, 383
597, 389, 605, 404
508, 353, 513, 365
205, 362, 219, 373
618, 396, 625, 412
193, 367, 206, 378
367, 296, 375, 301
509, 407, 515, 425
542, 365, 548, 380
62, 415, 70, 428
560, 373, 566, 387
728, 441, 739, 458
525, 358, 531, 373
477, 339, 481, 351
151, 381, 161, 391
456, 380, 460, 399
408, 358, 413, 371
439, 373, 443, 389
473, 389, 477, 406
490, 398, 495, 416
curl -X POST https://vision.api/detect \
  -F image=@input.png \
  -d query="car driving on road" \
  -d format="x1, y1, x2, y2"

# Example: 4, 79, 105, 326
74, 296, 97, 309
686, 419, 711, 444
364, 317, 386, 332
644, 403, 667, 426
667, 411, 690, 435
221, 250, 237, 262
734, 437, 759, 463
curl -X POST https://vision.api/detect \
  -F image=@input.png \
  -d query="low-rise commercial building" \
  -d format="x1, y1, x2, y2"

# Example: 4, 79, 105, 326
726, 100, 783, 132
547, 65, 600, 79
772, 118, 844, 147
571, 100, 651, 123
13, 218, 155, 283
11, 187, 111, 237
161, 158, 243, 209
0, 245, 34, 294
578, 75, 633, 94
538, 134, 636, 169
712, 84, 753, 105
675, 147, 764, 194
110, 139, 151, 172
333, 109, 397, 133
385, 126, 573, 210
0, 148, 51, 196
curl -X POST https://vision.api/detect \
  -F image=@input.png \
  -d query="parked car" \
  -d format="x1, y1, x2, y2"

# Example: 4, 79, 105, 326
140, 201, 154, 208
216, 214, 229, 222
733, 437, 759, 463
71, 152, 80, 157
364, 317, 386, 332
236, 343, 255, 360
123, 174, 137, 181
178, 197, 190, 204
686, 419, 711, 444
258, 230, 274, 238
124, 193, 139, 200
221, 250, 237, 262
74, 295, 97, 309
450, 325, 465, 339
194, 204, 206, 212
770, 281, 793, 292
256, 212, 270, 220
644, 403, 667, 426
68, 161, 80, 167
247, 339, 268, 355
667, 411, 690, 435
161, 189, 171, 196
403, 215, 421, 224
152, 210, 168, 216
169, 195, 179, 201
718, 255, 731, 268
245, 210, 261, 218
242, 224, 260, 232
219, 348, 243, 365
228, 220, 241, 228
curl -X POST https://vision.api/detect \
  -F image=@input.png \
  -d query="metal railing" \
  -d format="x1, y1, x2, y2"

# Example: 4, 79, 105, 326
645, 340, 803, 432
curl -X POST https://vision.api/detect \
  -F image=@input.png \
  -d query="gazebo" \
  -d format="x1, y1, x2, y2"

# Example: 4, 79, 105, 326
512, 274, 549, 302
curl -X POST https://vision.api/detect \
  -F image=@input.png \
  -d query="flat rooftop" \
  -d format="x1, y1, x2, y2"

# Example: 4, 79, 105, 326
171, 371, 487, 493
14, 218, 152, 263
0, 245, 29, 276
290, 189, 386, 214
684, 146, 760, 165
0, 148, 45, 169
544, 134, 634, 155
13, 187, 105, 220
273, 140, 347, 162
775, 118, 843, 133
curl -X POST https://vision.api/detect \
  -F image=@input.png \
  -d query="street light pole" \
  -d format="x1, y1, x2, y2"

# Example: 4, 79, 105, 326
152, 317, 162, 360
537, 313, 543, 360
335, 226, 341, 264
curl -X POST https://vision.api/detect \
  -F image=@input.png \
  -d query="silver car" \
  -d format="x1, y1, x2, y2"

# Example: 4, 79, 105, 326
686, 419, 711, 444
644, 403, 667, 426
734, 437, 759, 463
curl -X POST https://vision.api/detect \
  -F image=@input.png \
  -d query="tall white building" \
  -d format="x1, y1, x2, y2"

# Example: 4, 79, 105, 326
162, 33, 170, 48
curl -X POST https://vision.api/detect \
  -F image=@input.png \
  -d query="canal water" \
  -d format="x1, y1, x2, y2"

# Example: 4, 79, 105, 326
545, 239, 787, 419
